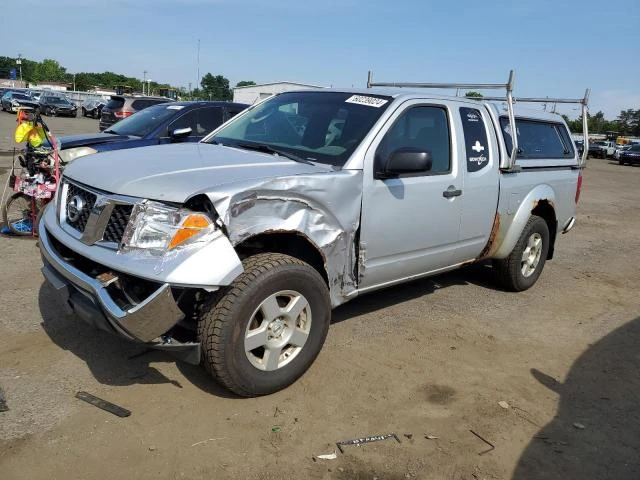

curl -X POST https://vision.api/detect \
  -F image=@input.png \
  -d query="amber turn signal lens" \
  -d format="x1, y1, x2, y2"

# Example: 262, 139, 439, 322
168, 214, 211, 250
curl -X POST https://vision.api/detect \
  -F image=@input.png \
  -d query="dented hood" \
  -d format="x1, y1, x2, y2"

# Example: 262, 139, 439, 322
63, 143, 329, 203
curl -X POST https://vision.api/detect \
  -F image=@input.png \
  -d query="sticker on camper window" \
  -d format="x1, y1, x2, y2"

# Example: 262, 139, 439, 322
460, 107, 489, 172
345, 95, 388, 108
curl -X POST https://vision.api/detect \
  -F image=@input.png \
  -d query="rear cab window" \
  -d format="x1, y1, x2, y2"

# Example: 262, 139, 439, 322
500, 117, 576, 167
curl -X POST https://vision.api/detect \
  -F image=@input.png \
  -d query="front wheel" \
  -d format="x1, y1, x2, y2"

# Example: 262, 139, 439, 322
2, 193, 35, 236
493, 215, 550, 292
197, 253, 331, 397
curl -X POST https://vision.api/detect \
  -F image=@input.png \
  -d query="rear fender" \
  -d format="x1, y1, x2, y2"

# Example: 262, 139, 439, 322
492, 184, 556, 259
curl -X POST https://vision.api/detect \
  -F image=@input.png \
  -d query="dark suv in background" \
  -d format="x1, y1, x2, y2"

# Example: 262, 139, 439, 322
99, 95, 173, 131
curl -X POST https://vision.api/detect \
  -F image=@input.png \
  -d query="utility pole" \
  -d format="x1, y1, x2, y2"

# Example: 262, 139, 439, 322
73, 73, 76, 91
188, 82, 192, 99
197, 39, 200, 91
143, 70, 147, 95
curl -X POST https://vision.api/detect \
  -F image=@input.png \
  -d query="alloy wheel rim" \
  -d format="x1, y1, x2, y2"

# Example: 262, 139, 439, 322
244, 290, 312, 371
521, 232, 543, 278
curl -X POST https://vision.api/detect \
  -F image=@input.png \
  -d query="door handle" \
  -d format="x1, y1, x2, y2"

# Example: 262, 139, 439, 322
443, 186, 462, 198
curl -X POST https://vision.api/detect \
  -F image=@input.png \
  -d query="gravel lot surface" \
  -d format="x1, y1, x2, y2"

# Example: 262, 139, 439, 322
0, 112, 638, 479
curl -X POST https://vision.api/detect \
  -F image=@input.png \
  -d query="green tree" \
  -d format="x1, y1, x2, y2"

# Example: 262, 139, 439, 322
465, 91, 483, 98
35, 58, 67, 83
236, 80, 256, 87
200, 73, 232, 100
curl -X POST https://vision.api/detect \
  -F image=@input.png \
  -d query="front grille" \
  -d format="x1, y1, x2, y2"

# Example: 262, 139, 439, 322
104, 205, 133, 244
63, 181, 135, 245
66, 183, 96, 232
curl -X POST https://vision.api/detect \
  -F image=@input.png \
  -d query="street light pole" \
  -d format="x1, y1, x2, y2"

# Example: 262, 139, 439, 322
16, 54, 22, 86
143, 70, 147, 95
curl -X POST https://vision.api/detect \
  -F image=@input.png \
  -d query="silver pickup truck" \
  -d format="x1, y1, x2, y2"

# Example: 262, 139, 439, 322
39, 72, 590, 396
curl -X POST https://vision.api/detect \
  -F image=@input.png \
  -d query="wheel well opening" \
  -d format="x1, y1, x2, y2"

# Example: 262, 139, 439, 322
235, 232, 329, 285
532, 200, 557, 259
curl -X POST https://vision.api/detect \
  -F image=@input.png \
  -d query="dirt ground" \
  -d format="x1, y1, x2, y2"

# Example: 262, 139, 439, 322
0, 114, 639, 479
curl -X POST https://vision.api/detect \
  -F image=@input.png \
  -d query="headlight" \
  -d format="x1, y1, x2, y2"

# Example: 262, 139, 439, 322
11, 100, 19, 106
58, 146, 98, 163
121, 201, 219, 254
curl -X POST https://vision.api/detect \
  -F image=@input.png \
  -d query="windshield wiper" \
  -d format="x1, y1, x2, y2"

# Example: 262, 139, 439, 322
234, 142, 315, 165
103, 129, 117, 134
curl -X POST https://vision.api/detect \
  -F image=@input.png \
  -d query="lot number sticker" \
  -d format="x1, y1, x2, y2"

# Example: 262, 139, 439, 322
345, 95, 388, 108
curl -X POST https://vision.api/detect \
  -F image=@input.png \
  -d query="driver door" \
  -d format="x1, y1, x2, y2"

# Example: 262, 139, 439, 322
358, 100, 462, 290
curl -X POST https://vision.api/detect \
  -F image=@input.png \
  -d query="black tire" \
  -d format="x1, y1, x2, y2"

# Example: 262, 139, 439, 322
494, 215, 550, 292
619, 159, 624, 165
81, 107, 86, 117
197, 253, 331, 397
2, 193, 34, 236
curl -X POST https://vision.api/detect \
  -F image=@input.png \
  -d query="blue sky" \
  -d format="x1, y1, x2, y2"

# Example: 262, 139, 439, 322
3, 0, 639, 119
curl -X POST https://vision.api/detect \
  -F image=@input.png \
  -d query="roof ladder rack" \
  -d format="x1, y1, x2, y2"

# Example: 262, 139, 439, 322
367, 70, 590, 169
367, 70, 519, 171
482, 90, 591, 166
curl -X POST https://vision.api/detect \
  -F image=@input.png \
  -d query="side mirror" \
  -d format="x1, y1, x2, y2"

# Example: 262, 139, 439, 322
377, 148, 432, 178
170, 127, 192, 140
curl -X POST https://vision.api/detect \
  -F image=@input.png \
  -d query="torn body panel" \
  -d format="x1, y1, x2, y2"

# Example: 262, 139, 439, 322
202, 170, 364, 307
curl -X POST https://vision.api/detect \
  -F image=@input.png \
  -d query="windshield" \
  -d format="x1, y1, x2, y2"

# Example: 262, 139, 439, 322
14, 93, 30, 101
207, 91, 392, 167
106, 104, 181, 137
630, 145, 640, 152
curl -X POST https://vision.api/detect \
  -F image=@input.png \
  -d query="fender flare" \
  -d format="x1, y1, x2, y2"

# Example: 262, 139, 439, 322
492, 184, 556, 259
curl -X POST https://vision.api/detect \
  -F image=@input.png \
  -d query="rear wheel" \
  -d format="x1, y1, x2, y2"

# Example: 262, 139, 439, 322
2, 193, 35, 236
197, 253, 331, 397
494, 215, 550, 292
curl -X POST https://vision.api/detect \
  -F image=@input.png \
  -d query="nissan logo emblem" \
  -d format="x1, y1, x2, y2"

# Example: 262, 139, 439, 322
67, 195, 85, 223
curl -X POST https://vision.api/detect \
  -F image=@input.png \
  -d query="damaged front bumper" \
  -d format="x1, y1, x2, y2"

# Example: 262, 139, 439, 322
37, 197, 243, 364
40, 224, 201, 363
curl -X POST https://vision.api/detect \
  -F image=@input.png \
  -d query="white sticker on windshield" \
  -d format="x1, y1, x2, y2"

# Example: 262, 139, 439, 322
167, 105, 185, 110
345, 95, 388, 108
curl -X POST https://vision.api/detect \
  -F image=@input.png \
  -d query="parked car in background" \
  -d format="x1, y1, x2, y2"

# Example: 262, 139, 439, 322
574, 140, 584, 157
588, 140, 616, 158
99, 95, 173, 131
1, 91, 39, 112
56, 101, 248, 163
81, 98, 107, 119
613, 144, 629, 160
618, 144, 640, 165
38, 95, 78, 117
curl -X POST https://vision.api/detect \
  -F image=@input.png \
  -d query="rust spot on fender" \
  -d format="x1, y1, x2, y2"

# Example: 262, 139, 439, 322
478, 212, 501, 259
